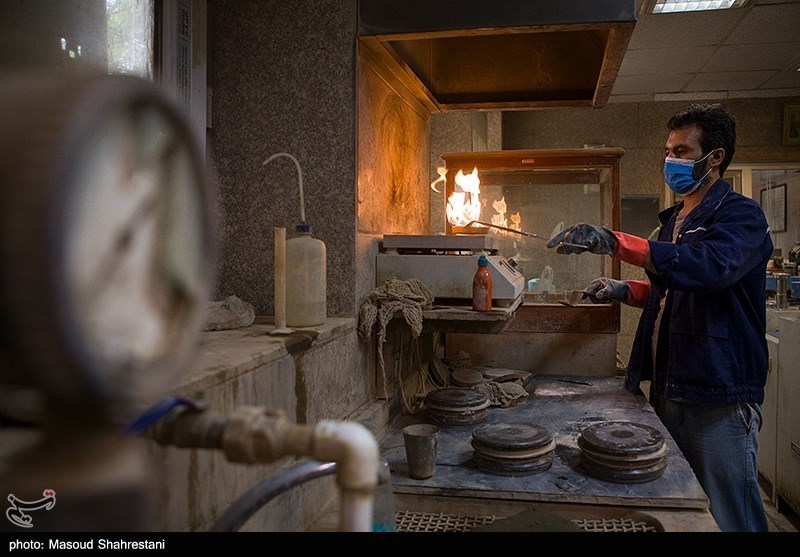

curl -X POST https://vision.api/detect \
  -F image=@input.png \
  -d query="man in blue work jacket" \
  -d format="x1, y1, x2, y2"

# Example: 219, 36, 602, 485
548, 103, 773, 532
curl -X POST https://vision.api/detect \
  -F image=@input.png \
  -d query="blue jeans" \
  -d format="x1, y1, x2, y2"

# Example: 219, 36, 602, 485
650, 395, 768, 532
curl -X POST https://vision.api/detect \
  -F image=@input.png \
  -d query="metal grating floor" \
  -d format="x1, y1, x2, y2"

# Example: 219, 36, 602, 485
573, 517, 657, 532
394, 510, 657, 533
395, 510, 496, 532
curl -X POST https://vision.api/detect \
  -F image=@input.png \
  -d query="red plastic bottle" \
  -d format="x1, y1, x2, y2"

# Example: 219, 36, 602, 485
472, 255, 492, 312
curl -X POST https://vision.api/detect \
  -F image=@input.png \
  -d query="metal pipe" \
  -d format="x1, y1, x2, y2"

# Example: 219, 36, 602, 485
465, 220, 587, 250
149, 406, 380, 532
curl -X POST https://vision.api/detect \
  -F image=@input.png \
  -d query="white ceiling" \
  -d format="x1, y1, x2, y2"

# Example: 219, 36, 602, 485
609, 0, 800, 102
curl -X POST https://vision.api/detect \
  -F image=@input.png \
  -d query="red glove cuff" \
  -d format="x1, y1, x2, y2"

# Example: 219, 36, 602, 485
625, 280, 650, 308
612, 231, 649, 267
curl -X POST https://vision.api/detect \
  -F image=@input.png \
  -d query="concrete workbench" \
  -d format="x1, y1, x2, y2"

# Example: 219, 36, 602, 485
381, 375, 720, 532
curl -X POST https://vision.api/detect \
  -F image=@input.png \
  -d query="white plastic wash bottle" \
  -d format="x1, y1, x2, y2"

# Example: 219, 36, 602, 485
285, 222, 326, 327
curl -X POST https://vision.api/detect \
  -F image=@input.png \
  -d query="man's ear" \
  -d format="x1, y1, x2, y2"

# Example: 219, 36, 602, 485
710, 147, 725, 168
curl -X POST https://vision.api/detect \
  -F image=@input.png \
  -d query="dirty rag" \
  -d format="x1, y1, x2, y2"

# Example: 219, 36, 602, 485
358, 278, 434, 410
204, 295, 255, 331
358, 278, 433, 346
475, 380, 529, 408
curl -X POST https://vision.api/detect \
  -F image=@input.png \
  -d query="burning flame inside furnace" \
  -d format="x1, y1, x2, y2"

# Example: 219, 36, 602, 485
439, 167, 522, 232
445, 167, 481, 227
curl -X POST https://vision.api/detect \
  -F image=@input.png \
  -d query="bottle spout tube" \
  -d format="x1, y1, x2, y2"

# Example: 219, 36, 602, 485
263, 152, 305, 223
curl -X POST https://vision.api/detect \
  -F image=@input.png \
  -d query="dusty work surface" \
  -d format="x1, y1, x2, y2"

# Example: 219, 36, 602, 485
382, 375, 709, 511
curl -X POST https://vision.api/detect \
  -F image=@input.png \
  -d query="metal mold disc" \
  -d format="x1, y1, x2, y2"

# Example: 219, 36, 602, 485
474, 448, 554, 468
472, 438, 556, 460
451, 368, 484, 388
482, 368, 532, 383
580, 455, 667, 484
579, 442, 668, 465
427, 407, 487, 426
581, 450, 668, 471
425, 387, 489, 410
474, 451, 554, 476
578, 421, 665, 455
471, 422, 553, 451
428, 358, 450, 387
425, 398, 490, 413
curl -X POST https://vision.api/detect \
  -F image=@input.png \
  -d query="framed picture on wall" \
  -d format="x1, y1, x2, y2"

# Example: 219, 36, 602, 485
783, 103, 800, 146
760, 183, 786, 233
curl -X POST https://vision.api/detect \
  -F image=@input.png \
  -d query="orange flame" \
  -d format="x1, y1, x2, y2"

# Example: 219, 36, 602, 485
488, 197, 522, 232
445, 168, 523, 234
446, 167, 481, 227
491, 196, 508, 227
430, 165, 447, 193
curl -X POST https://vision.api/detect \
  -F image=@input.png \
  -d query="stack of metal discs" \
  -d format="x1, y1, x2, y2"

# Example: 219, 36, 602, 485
425, 387, 489, 426
577, 421, 668, 483
450, 367, 484, 388
471, 422, 555, 476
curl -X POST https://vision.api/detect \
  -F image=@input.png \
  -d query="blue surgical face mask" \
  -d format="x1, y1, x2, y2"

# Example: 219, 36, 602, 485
663, 150, 714, 196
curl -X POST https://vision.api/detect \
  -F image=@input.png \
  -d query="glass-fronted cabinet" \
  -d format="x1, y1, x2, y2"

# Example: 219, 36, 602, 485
440, 148, 623, 333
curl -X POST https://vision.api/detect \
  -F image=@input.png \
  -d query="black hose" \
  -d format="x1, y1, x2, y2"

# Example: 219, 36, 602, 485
209, 459, 337, 532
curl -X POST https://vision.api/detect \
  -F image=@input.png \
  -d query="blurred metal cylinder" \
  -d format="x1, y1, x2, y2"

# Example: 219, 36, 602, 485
775, 272, 790, 310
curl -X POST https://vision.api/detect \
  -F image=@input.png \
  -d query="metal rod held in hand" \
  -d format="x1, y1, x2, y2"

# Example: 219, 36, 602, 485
464, 220, 587, 251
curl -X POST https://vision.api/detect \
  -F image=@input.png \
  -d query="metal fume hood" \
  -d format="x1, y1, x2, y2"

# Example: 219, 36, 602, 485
358, 0, 637, 112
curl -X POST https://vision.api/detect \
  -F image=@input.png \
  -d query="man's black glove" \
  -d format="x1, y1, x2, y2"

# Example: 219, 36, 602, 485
546, 223, 616, 255
581, 277, 629, 304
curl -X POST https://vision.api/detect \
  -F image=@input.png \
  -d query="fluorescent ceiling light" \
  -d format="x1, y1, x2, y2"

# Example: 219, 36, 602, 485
650, 0, 748, 14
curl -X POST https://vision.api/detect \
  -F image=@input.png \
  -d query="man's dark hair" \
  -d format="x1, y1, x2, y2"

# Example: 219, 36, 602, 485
667, 103, 736, 176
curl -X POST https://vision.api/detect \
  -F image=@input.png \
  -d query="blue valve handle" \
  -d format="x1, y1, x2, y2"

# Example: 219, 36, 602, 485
123, 396, 205, 436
